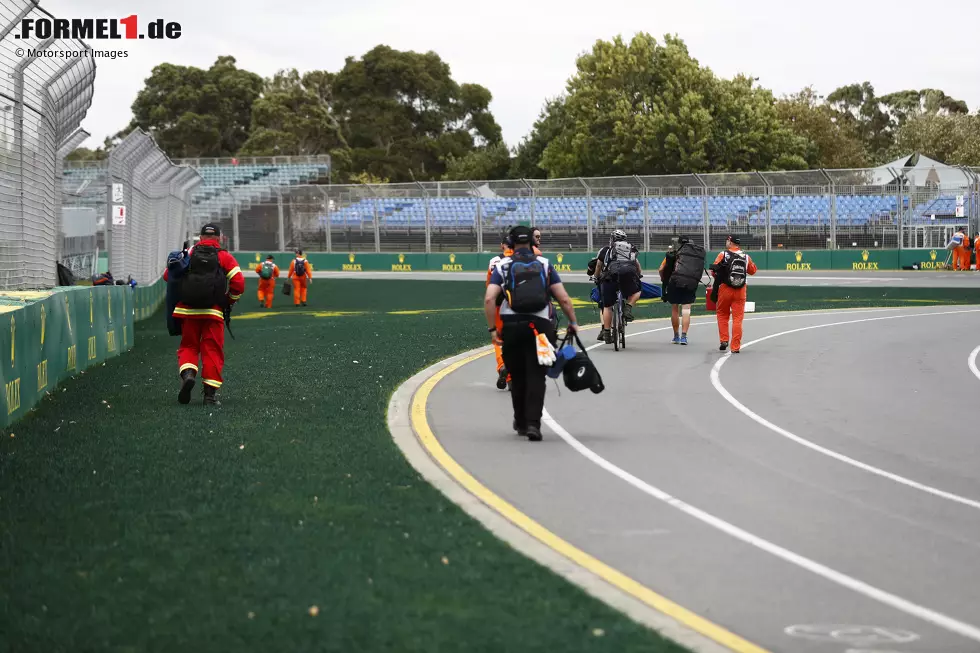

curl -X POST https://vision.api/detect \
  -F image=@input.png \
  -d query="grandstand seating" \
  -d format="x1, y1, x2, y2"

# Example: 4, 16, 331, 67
322, 193, 961, 228
63, 160, 968, 230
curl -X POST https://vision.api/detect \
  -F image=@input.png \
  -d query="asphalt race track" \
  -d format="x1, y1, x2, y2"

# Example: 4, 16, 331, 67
314, 269, 980, 288
422, 305, 980, 652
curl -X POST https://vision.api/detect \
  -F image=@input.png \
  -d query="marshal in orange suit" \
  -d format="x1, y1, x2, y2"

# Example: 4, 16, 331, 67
254, 255, 280, 308
710, 235, 758, 354
288, 250, 313, 306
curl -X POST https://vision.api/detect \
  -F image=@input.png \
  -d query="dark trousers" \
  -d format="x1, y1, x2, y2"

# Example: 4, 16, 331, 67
501, 317, 556, 430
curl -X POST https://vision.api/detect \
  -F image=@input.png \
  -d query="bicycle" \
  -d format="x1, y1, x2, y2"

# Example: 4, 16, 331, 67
611, 288, 626, 351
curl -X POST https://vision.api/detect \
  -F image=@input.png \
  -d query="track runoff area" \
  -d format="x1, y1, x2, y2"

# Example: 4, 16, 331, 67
397, 267, 980, 653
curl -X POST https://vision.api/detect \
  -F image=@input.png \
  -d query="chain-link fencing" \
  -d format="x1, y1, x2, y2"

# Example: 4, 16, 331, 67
106, 129, 201, 284
0, 0, 96, 289
211, 165, 980, 254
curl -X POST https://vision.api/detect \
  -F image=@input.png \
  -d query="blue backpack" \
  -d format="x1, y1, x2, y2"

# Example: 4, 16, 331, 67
504, 254, 549, 314
165, 249, 190, 336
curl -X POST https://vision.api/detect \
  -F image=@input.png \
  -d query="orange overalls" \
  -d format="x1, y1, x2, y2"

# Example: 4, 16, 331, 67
255, 261, 280, 308
288, 257, 312, 305
974, 237, 980, 271
712, 248, 758, 353
956, 237, 972, 271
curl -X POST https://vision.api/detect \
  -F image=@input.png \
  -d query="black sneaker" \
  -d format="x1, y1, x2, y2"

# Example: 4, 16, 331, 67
623, 303, 634, 323
731, 349, 740, 354
526, 426, 542, 442
603, 330, 614, 345
597, 329, 606, 341
496, 368, 508, 390
513, 420, 527, 436
719, 342, 729, 351
177, 370, 196, 404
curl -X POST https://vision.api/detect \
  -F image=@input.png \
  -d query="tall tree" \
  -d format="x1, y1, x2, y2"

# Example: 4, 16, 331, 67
510, 97, 569, 178
826, 82, 894, 162
775, 87, 868, 169
239, 69, 348, 157
533, 33, 807, 178
123, 56, 263, 158
443, 142, 513, 181
331, 45, 503, 182
890, 113, 980, 166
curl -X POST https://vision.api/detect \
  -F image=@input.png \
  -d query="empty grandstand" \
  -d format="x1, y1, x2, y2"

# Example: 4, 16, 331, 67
61, 155, 979, 254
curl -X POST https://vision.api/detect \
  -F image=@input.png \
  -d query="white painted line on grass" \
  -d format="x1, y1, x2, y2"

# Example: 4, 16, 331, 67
710, 309, 980, 511
540, 407, 980, 644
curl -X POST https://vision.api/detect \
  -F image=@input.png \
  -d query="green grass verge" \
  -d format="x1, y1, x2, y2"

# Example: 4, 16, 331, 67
2, 279, 979, 653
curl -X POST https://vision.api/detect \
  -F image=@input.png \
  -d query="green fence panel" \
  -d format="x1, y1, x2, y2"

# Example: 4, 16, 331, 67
898, 248, 951, 270
541, 252, 594, 274
426, 253, 483, 272
831, 249, 899, 271
228, 249, 966, 272
133, 277, 166, 322
768, 249, 833, 271
1, 286, 133, 428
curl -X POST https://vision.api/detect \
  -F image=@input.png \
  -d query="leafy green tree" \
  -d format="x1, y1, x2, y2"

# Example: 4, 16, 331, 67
890, 113, 980, 165
510, 97, 568, 178
331, 45, 503, 182
122, 56, 263, 158
239, 69, 348, 158
775, 87, 868, 169
443, 143, 513, 180
534, 33, 807, 178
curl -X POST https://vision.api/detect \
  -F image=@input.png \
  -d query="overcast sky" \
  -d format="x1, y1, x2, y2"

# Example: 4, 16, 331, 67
44, 0, 980, 152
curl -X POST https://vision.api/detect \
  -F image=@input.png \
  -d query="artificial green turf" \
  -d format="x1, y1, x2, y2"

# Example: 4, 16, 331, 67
0, 278, 692, 653
2, 278, 979, 653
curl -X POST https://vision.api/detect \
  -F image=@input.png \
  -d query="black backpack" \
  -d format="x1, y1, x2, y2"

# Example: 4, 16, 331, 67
294, 259, 306, 277
179, 245, 227, 308
504, 254, 549, 313
670, 242, 705, 290
722, 251, 748, 289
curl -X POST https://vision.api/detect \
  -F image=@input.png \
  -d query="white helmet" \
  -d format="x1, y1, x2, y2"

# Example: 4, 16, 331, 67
612, 229, 628, 242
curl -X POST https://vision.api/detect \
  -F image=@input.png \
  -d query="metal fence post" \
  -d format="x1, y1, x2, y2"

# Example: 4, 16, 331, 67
635, 175, 650, 251
417, 182, 431, 254
469, 181, 483, 252
276, 188, 285, 251
818, 169, 835, 250
233, 202, 240, 251
694, 174, 709, 249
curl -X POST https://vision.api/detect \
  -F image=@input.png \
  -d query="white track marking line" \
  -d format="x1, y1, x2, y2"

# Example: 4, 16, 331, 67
968, 345, 980, 383
540, 408, 980, 644
581, 307, 914, 354
709, 308, 980, 511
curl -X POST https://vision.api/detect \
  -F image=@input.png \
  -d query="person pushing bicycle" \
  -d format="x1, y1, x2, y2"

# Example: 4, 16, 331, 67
593, 229, 642, 345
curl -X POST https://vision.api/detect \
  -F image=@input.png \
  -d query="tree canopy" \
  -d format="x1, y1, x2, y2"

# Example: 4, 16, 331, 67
110, 36, 978, 181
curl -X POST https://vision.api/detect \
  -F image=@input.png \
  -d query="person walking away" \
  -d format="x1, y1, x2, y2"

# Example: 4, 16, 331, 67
947, 228, 969, 270
958, 229, 973, 271
485, 226, 578, 442
594, 229, 642, 345
973, 233, 980, 272
165, 223, 245, 405
255, 255, 280, 308
709, 235, 757, 354
289, 250, 312, 306
660, 236, 697, 344
487, 238, 511, 390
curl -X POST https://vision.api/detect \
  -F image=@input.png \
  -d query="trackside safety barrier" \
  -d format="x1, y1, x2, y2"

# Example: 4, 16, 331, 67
233, 248, 955, 274
0, 279, 166, 428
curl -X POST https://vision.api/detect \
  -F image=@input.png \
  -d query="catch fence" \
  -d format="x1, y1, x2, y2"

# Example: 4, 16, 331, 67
227, 167, 980, 253
0, 0, 96, 288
